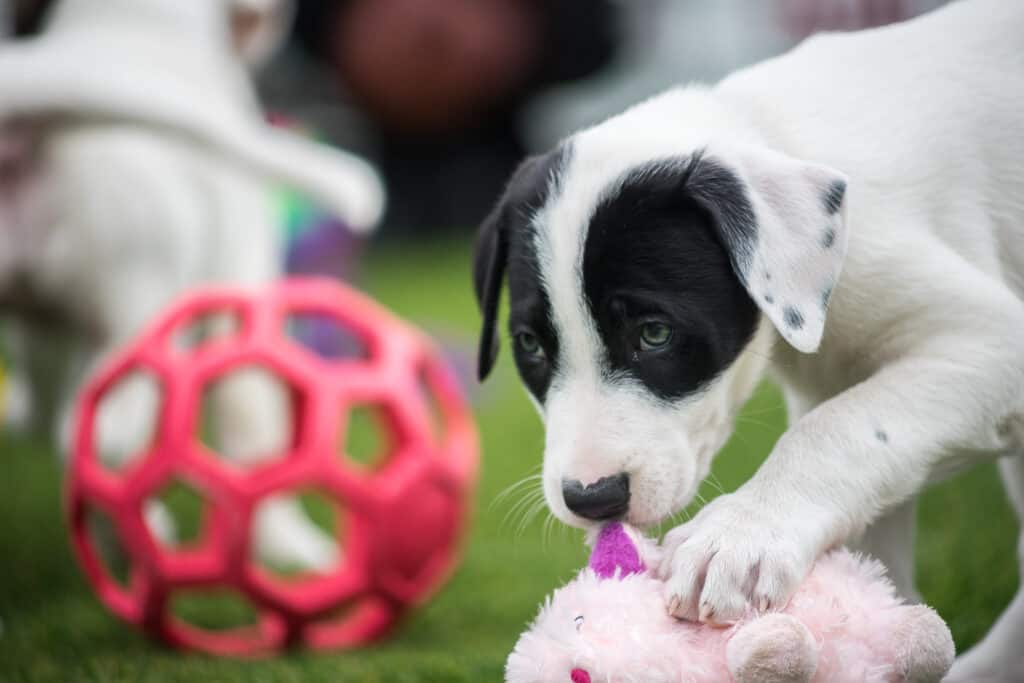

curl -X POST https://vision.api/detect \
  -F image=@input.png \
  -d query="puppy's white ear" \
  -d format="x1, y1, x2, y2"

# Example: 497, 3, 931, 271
688, 148, 848, 353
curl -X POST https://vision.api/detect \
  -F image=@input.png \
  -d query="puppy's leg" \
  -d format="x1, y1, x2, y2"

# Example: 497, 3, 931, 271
783, 388, 925, 602
947, 455, 1024, 681
205, 177, 338, 573
207, 365, 339, 572
59, 268, 184, 542
663, 259, 1024, 624
847, 499, 920, 603
0, 320, 35, 431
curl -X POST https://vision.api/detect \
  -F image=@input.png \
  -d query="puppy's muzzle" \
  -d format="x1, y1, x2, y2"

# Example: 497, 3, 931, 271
561, 473, 630, 521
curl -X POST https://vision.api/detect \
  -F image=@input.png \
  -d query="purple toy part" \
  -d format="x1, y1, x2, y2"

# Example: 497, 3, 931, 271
588, 522, 646, 579
285, 217, 362, 280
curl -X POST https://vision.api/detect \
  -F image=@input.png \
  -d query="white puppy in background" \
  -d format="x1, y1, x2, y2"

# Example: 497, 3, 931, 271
475, 0, 1024, 679
0, 0, 384, 571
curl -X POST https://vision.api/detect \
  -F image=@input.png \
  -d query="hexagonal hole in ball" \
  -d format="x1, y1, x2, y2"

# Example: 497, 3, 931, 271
197, 365, 298, 471
339, 404, 392, 471
92, 368, 162, 473
284, 312, 368, 362
170, 587, 259, 632
250, 489, 343, 578
143, 478, 206, 549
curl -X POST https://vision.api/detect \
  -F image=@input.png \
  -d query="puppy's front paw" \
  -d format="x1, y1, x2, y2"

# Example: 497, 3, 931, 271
659, 493, 815, 626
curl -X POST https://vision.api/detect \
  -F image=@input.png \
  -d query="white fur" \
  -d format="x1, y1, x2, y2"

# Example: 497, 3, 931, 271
0, 0, 382, 572
530, 0, 1024, 675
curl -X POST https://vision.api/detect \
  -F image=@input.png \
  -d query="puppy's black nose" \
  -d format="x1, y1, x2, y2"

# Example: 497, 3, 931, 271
562, 474, 630, 520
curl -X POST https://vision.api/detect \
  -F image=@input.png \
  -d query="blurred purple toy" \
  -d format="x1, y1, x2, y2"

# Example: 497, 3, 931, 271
272, 115, 367, 358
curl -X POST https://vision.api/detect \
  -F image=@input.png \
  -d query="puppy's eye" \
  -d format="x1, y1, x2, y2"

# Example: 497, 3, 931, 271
515, 331, 546, 360
638, 321, 673, 351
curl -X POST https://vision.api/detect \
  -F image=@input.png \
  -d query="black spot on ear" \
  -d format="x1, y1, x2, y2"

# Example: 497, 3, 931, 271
875, 429, 889, 443
822, 227, 836, 249
783, 306, 804, 329
823, 180, 846, 215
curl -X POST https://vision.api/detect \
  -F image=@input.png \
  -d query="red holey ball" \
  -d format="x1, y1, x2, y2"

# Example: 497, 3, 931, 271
66, 278, 478, 655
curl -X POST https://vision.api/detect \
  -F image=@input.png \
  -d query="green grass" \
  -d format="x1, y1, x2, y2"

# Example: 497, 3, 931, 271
0, 241, 1019, 681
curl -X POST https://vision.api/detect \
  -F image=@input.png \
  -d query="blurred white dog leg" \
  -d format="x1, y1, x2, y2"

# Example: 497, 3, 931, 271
90, 369, 162, 468
203, 339, 339, 572
206, 334, 339, 573
2, 370, 32, 429
252, 496, 339, 573
205, 176, 338, 573
948, 455, 1024, 681
143, 498, 177, 546
58, 281, 178, 546
0, 322, 34, 431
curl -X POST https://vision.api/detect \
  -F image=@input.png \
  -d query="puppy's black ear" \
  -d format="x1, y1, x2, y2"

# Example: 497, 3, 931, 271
473, 149, 567, 380
473, 200, 509, 381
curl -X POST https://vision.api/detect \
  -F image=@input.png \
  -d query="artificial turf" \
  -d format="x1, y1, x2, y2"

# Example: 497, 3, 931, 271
0, 241, 1019, 681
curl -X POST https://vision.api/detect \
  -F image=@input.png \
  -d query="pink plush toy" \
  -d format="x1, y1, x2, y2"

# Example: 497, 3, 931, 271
507, 523, 954, 683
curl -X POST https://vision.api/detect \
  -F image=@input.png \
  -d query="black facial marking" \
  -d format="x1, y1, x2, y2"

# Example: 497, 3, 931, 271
875, 429, 889, 443
473, 145, 571, 401
823, 180, 846, 215
822, 227, 836, 249
581, 156, 760, 402
783, 306, 804, 329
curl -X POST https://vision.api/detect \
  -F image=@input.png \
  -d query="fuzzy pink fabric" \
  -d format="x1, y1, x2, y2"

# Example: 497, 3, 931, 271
506, 526, 954, 683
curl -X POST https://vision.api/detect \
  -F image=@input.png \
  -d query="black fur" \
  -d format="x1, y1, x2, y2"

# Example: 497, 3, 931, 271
472, 145, 570, 398
581, 156, 760, 402
684, 153, 759, 281
783, 306, 804, 329
823, 180, 846, 215
822, 226, 837, 249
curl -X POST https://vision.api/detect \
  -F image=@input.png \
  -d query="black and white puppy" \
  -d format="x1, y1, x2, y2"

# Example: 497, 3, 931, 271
474, 1, 1024, 678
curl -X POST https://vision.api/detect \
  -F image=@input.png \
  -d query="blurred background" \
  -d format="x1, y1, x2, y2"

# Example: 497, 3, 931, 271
260, 0, 950, 238
1, 0, 954, 242
4, 1, 1017, 681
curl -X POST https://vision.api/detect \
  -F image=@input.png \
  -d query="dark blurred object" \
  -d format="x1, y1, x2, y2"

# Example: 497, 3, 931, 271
326, 0, 540, 135
776, 0, 916, 39
9, 0, 54, 35
295, 0, 621, 237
